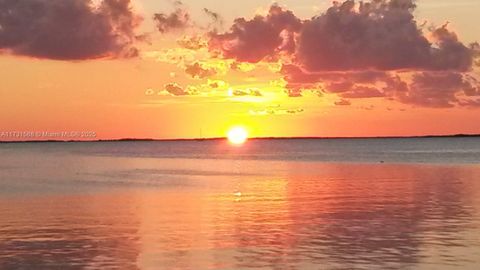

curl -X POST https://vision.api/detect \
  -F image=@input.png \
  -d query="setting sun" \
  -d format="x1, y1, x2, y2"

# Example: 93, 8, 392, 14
227, 127, 248, 145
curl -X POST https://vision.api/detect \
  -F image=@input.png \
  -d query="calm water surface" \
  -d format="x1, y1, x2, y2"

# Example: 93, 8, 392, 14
0, 138, 480, 269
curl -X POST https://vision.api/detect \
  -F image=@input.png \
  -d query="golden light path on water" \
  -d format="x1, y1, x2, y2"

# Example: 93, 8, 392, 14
1, 140, 480, 269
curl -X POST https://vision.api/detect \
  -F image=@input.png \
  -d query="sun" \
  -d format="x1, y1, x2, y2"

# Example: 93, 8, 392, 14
227, 127, 248, 145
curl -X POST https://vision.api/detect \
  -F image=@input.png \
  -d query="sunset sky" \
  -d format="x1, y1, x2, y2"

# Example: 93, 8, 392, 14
1, 0, 479, 140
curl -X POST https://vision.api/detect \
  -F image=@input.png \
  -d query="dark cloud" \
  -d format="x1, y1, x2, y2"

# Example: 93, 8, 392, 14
472, 42, 480, 67
207, 80, 227, 89
281, 64, 390, 85
382, 74, 409, 94
208, 0, 479, 108
203, 8, 222, 24
208, 4, 302, 62
154, 5, 225, 34
429, 24, 473, 72
203, 8, 224, 31
398, 72, 479, 108
0, 0, 142, 60
211, 0, 475, 73
184, 62, 216, 79
335, 99, 352, 106
177, 35, 207, 50
281, 64, 395, 98
248, 88, 263, 96
462, 75, 480, 96
325, 81, 354, 93
250, 106, 304, 115
268, 1, 479, 108
153, 0, 190, 33
297, 1, 472, 72
164, 83, 190, 96
282, 66, 480, 108
284, 85, 303, 97
231, 88, 263, 97
230, 61, 256, 72
286, 108, 304, 114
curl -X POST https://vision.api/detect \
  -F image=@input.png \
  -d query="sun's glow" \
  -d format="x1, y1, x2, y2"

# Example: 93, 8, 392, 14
227, 127, 248, 145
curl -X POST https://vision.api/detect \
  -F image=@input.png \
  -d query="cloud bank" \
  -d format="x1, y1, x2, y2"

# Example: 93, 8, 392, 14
0, 0, 142, 60
207, 0, 480, 108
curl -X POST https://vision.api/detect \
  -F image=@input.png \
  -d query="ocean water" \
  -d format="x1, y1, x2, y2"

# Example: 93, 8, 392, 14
0, 138, 480, 269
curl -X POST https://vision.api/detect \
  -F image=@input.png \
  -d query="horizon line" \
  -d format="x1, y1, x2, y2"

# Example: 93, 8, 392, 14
1, 133, 479, 143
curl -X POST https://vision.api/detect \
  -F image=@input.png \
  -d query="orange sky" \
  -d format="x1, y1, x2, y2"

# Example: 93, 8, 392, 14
0, 0, 479, 140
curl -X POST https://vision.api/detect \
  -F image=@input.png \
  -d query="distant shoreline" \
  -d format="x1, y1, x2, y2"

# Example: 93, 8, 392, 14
1, 134, 479, 143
